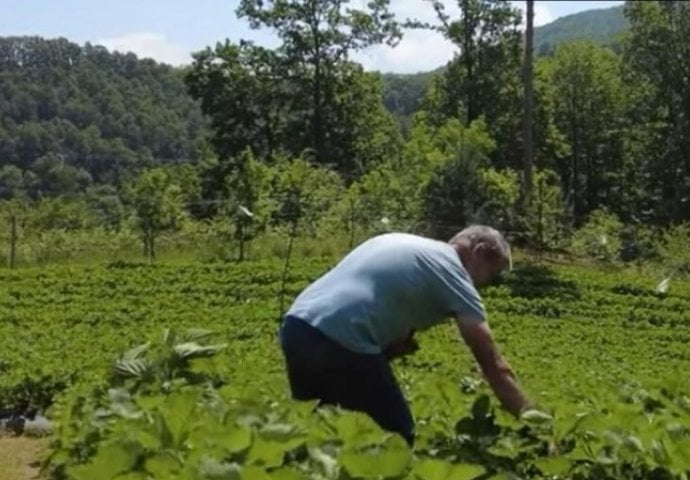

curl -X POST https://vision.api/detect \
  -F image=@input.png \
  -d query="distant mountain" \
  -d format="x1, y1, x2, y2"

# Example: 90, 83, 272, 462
381, 5, 629, 122
0, 36, 207, 194
534, 5, 627, 55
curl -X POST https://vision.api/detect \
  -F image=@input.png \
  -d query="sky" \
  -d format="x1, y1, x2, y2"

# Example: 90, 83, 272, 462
0, 0, 624, 74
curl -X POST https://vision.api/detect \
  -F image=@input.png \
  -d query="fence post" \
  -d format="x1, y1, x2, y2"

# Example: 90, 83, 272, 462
9, 214, 17, 269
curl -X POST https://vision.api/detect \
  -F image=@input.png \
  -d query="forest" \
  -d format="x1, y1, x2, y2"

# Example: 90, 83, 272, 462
0, 0, 688, 268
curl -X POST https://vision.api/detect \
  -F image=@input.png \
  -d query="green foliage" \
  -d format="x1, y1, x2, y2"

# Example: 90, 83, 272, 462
541, 40, 628, 225
570, 208, 624, 262
380, 70, 440, 133
221, 149, 276, 261
0, 36, 206, 193
417, 118, 498, 238
655, 223, 690, 276
0, 258, 689, 477
521, 169, 568, 250
128, 168, 186, 261
186, 1, 402, 179
474, 167, 520, 234
184, 41, 293, 164
421, 0, 524, 170
623, 0, 690, 223
270, 155, 344, 236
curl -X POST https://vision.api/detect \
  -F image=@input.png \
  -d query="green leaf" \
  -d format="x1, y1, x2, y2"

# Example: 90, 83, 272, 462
173, 342, 227, 359
180, 328, 216, 343
113, 473, 149, 480
122, 342, 151, 361
535, 456, 571, 476
134, 429, 162, 450
109, 388, 142, 419
135, 394, 166, 410
308, 446, 339, 479
413, 458, 485, 480
67, 441, 143, 480
247, 436, 301, 468
113, 358, 151, 378
270, 467, 306, 480
145, 452, 183, 477
195, 458, 242, 480
520, 409, 553, 425
667, 437, 690, 473
335, 411, 388, 446
340, 437, 412, 479
163, 389, 199, 447
241, 465, 272, 480
222, 425, 254, 453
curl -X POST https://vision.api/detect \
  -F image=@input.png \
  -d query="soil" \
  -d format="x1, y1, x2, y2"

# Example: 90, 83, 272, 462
0, 436, 47, 480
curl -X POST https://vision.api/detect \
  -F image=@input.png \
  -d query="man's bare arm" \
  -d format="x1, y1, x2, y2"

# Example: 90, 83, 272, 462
456, 317, 530, 416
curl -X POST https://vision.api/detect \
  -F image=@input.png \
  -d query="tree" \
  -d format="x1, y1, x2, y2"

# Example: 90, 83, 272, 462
522, 0, 535, 209
419, 118, 497, 238
543, 41, 626, 226
0, 165, 25, 200
185, 41, 294, 165
223, 149, 275, 261
27, 153, 92, 198
268, 155, 343, 315
236, 0, 401, 167
624, 0, 690, 223
420, 0, 524, 170
187, 47, 400, 182
129, 168, 185, 262
85, 185, 126, 231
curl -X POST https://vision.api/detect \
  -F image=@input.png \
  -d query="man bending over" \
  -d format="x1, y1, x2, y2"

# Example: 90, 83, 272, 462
278, 225, 530, 446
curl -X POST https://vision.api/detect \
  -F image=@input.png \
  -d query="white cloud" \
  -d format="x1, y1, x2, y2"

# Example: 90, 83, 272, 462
511, 1, 555, 27
97, 33, 191, 66
355, 0, 555, 73
355, 30, 457, 74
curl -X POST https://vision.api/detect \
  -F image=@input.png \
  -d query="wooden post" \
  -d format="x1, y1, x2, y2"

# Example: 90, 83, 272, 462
522, 0, 535, 210
9, 214, 17, 269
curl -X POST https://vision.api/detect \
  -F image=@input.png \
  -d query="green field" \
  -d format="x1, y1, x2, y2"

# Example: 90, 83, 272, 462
1, 258, 690, 479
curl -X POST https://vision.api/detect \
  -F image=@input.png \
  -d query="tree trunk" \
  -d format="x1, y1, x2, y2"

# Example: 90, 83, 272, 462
462, 0, 476, 123
143, 231, 149, 260
238, 221, 246, 262
522, 0, 535, 210
150, 233, 156, 263
310, 0, 324, 164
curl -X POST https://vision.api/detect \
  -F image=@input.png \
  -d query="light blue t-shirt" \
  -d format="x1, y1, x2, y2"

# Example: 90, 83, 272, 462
285, 232, 486, 354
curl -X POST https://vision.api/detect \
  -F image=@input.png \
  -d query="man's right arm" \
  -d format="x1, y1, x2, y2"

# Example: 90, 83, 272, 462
455, 317, 530, 417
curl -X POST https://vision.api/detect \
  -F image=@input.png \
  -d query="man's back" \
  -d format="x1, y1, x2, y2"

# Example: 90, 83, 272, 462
286, 232, 485, 354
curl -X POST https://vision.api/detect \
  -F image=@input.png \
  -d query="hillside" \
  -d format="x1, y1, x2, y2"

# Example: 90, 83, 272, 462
534, 5, 627, 55
0, 5, 630, 195
0, 36, 207, 198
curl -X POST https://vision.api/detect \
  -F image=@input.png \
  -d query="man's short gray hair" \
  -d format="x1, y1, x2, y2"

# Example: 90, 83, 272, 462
449, 225, 513, 270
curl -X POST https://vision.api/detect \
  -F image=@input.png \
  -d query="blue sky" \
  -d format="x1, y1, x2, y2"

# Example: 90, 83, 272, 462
1, 0, 624, 73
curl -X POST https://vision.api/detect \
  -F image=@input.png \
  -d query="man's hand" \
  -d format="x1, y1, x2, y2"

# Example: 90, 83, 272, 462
384, 330, 419, 360
456, 318, 530, 417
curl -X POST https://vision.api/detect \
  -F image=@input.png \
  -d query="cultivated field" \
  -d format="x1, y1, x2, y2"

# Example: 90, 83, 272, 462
1, 258, 689, 479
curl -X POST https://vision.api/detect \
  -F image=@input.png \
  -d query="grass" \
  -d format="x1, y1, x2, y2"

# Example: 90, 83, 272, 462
0, 436, 47, 480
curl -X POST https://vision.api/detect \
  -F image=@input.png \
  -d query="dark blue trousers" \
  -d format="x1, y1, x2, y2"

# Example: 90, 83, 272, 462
278, 315, 415, 446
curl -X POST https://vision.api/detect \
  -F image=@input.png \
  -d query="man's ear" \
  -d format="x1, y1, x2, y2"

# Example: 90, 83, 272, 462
473, 241, 489, 258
